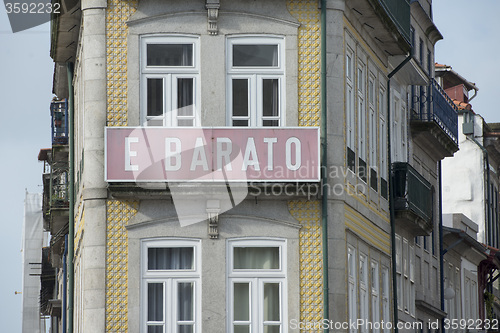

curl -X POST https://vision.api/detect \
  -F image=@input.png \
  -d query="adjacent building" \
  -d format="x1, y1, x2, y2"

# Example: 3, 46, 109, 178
21, 192, 47, 333
440, 63, 500, 321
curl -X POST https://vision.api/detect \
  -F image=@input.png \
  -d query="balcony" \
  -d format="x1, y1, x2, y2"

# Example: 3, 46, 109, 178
39, 151, 69, 233
40, 247, 56, 316
392, 162, 433, 236
51, 99, 68, 145
411, 79, 459, 159
346, 0, 411, 55
38, 99, 70, 263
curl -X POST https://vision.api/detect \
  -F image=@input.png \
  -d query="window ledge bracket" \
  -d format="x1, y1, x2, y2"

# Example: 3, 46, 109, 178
207, 199, 220, 239
206, 0, 220, 35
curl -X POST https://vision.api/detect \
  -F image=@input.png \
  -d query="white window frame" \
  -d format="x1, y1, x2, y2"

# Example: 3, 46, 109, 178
347, 246, 358, 333
379, 85, 387, 181
346, 47, 355, 150
371, 260, 380, 333
395, 234, 402, 311
391, 89, 407, 162
140, 35, 201, 127
381, 266, 390, 333
141, 238, 202, 333
357, 61, 367, 163
359, 253, 369, 333
368, 73, 377, 170
227, 238, 287, 333
227, 36, 286, 127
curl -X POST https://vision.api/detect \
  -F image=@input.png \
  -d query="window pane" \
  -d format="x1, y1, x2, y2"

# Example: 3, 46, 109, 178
146, 118, 164, 127
178, 282, 194, 321
263, 79, 279, 117
147, 79, 163, 117
148, 326, 163, 333
177, 119, 194, 127
177, 78, 194, 116
147, 44, 193, 66
263, 120, 279, 127
234, 326, 250, 333
233, 120, 248, 126
263, 283, 280, 322
148, 247, 194, 270
148, 283, 163, 321
234, 247, 279, 269
264, 326, 280, 333
232, 79, 249, 117
234, 283, 250, 321
233, 45, 278, 67
178, 325, 193, 333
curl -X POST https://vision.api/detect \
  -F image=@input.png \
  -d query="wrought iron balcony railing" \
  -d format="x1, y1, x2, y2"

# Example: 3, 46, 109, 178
392, 162, 433, 232
51, 99, 68, 145
412, 78, 459, 145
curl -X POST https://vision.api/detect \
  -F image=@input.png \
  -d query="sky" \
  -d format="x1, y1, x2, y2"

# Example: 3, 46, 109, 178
0, 8, 52, 333
0, 1, 499, 332
433, 0, 500, 123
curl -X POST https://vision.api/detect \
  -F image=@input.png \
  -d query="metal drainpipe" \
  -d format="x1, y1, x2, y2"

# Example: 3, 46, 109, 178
67, 61, 75, 333
63, 234, 68, 333
387, 54, 412, 333
438, 161, 445, 332
320, 0, 329, 330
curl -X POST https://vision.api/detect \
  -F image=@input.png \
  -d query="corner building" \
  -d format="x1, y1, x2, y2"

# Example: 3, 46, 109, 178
46, 0, 459, 332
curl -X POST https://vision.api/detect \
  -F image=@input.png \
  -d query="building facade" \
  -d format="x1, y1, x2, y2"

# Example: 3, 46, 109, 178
41, 0, 465, 332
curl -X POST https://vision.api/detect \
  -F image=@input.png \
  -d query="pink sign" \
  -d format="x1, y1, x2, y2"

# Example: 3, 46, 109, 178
105, 127, 320, 182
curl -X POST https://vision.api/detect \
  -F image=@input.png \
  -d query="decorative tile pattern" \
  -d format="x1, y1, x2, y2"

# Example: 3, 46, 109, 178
288, 200, 324, 330
106, 200, 138, 332
287, 0, 321, 127
106, 0, 137, 127
105, 0, 137, 331
287, 1, 323, 330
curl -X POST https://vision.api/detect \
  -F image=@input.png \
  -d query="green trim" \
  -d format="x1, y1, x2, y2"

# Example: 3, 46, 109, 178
67, 62, 75, 333
320, 0, 329, 331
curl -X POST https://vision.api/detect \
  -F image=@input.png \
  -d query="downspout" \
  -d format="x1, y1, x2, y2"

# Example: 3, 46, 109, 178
387, 54, 412, 333
67, 61, 75, 333
63, 234, 68, 333
438, 161, 445, 332
320, 0, 329, 330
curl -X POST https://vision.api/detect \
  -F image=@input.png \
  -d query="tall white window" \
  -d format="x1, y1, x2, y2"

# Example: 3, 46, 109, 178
396, 235, 415, 317
359, 253, 369, 333
346, 48, 356, 170
228, 239, 287, 333
391, 90, 407, 162
379, 86, 388, 198
464, 270, 478, 320
141, 239, 201, 333
403, 238, 410, 313
348, 246, 358, 332
395, 235, 402, 311
141, 36, 200, 127
371, 261, 380, 333
409, 245, 415, 316
381, 266, 390, 333
227, 37, 285, 127
368, 74, 377, 190
357, 62, 367, 182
